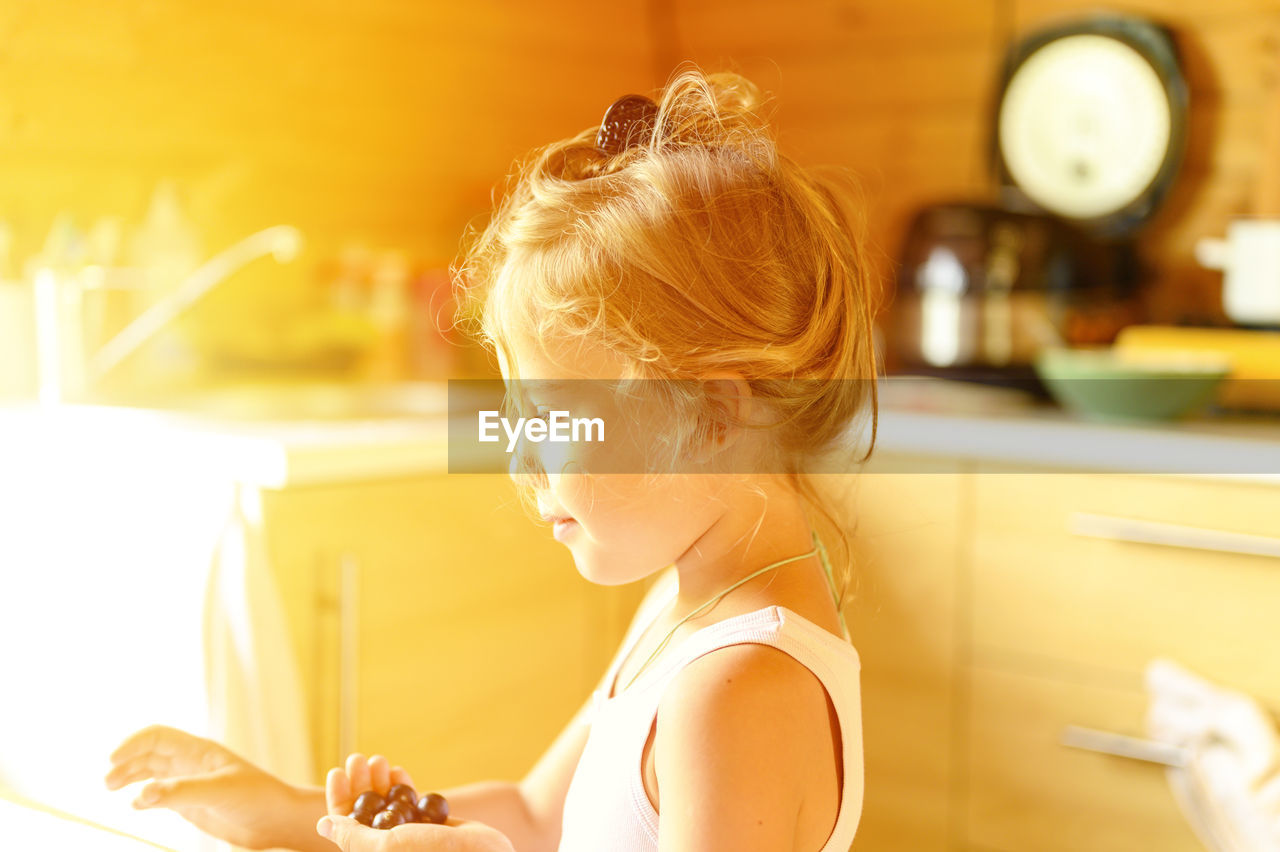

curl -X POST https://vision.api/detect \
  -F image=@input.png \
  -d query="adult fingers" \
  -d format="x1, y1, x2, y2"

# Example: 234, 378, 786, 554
109, 724, 213, 769
105, 753, 172, 790
108, 725, 170, 766
132, 770, 231, 810
367, 755, 391, 796
344, 753, 371, 799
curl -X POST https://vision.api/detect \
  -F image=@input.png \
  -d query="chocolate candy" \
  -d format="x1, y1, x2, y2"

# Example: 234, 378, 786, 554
386, 799, 417, 825
417, 792, 449, 825
350, 791, 385, 826
386, 783, 417, 808
348, 786, 451, 830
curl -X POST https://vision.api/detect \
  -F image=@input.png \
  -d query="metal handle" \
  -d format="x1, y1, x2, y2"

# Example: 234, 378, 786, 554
1061, 725, 1187, 767
1069, 512, 1280, 560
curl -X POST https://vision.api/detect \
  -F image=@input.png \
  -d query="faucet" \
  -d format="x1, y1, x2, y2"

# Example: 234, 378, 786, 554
88, 225, 303, 383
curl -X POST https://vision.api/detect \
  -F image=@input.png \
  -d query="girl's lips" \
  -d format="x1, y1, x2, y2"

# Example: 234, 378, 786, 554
552, 517, 578, 542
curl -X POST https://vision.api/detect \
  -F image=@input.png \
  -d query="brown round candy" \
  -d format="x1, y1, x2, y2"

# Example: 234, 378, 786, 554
372, 809, 405, 830
349, 791, 385, 826
386, 799, 417, 825
386, 783, 418, 808
416, 792, 450, 825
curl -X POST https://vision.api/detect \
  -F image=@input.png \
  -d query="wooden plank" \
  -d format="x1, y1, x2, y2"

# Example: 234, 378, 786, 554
1012, 3, 1280, 100
675, 0, 999, 43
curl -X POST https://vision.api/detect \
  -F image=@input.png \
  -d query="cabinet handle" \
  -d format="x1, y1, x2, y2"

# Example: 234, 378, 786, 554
1068, 512, 1280, 560
1061, 725, 1186, 767
338, 554, 359, 763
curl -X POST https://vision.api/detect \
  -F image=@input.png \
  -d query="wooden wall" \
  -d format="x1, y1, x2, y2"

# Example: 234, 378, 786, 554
669, 0, 1280, 327
0, 1, 661, 371
7, 1, 1270, 375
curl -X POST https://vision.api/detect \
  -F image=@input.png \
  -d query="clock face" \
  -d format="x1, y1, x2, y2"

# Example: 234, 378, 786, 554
998, 33, 1172, 220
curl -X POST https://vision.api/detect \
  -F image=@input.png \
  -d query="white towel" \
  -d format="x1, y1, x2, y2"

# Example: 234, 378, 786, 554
1144, 658, 1280, 852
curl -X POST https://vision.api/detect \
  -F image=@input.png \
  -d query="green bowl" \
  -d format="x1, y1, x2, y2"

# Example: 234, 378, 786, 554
1034, 347, 1231, 422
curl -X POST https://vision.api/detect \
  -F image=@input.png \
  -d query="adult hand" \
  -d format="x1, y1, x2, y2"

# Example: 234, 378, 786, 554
104, 724, 299, 850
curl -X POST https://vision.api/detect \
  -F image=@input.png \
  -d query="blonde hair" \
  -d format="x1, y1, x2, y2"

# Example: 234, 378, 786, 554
451, 63, 885, 612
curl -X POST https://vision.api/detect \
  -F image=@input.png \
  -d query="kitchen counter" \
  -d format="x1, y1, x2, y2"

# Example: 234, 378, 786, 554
2, 377, 1278, 487
0, 401, 450, 488
856, 377, 1280, 482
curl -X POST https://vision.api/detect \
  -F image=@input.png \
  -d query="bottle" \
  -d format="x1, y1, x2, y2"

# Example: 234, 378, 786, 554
29, 214, 88, 403
362, 250, 410, 382
407, 266, 459, 379
129, 181, 201, 304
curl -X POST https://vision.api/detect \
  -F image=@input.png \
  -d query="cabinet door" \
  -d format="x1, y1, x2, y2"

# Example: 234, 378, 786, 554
965, 666, 1204, 852
965, 468, 1280, 850
970, 470, 1280, 703
262, 474, 642, 787
845, 454, 967, 851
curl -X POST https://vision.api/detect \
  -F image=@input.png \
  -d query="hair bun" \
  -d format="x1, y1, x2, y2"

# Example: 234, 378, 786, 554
650, 67, 771, 154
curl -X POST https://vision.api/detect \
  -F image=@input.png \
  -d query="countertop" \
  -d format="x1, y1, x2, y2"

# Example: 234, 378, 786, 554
2, 377, 1278, 488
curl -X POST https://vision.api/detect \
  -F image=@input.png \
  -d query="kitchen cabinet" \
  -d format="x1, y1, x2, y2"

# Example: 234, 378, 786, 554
246, 432, 1277, 848
842, 454, 1280, 851
258, 473, 648, 788
844, 453, 968, 851
961, 466, 1279, 851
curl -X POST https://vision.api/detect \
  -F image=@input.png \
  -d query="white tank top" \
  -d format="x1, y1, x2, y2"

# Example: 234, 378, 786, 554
559, 569, 864, 851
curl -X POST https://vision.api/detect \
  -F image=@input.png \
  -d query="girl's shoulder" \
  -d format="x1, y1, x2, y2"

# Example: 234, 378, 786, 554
650, 638, 849, 846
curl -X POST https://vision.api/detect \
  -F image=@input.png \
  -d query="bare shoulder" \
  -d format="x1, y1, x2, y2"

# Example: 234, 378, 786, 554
652, 643, 834, 849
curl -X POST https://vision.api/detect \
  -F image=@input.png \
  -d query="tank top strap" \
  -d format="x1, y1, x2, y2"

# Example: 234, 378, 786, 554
658, 606, 859, 688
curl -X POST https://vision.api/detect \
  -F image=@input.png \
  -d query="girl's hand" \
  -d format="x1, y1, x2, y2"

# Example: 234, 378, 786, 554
104, 724, 300, 850
319, 754, 515, 852
323, 752, 416, 816
316, 813, 516, 852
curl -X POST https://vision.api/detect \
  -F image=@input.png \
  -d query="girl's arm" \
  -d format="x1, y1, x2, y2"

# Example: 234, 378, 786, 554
309, 697, 594, 852
316, 575, 672, 851
516, 571, 677, 852
515, 694, 595, 852
652, 643, 840, 852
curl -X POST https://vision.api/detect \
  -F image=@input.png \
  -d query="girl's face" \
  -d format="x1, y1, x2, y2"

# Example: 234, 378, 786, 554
498, 331, 728, 586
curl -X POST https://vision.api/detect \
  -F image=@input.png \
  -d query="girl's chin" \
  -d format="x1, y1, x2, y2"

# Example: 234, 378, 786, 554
571, 554, 664, 587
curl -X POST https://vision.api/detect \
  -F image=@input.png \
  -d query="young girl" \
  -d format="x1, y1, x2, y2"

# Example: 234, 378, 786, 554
105, 65, 881, 852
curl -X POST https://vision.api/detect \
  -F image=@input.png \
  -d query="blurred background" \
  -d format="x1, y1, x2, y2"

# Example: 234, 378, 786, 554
1, 2, 1279, 851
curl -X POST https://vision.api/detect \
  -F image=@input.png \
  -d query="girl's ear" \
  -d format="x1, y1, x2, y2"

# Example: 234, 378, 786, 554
690, 372, 752, 465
